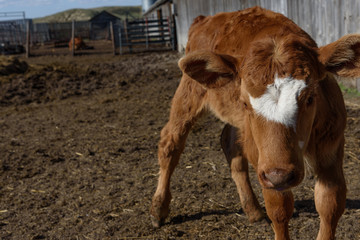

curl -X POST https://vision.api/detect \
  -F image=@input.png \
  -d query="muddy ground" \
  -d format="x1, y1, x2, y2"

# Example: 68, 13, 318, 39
0, 51, 359, 240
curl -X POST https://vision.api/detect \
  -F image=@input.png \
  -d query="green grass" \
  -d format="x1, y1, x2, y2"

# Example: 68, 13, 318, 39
33, 6, 142, 23
339, 83, 360, 97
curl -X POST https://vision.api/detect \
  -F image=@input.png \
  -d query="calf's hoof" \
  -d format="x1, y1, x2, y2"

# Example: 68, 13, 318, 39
150, 215, 164, 228
150, 195, 170, 228
248, 209, 265, 223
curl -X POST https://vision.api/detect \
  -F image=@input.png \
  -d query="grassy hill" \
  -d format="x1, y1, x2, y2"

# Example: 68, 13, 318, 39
33, 6, 142, 23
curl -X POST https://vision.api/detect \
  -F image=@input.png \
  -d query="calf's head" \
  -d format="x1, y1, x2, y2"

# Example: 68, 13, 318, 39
179, 34, 360, 191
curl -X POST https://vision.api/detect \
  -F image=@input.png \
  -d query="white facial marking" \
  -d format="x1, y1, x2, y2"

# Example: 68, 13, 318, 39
249, 76, 307, 128
298, 141, 305, 149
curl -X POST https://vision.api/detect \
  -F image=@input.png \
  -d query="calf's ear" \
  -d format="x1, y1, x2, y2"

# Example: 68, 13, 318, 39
319, 34, 360, 78
178, 50, 238, 88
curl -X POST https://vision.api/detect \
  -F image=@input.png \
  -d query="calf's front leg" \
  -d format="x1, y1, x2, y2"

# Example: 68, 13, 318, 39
221, 124, 264, 222
315, 147, 346, 240
150, 77, 206, 227
263, 189, 294, 240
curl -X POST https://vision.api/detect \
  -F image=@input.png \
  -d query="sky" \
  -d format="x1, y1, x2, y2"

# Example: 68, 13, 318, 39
0, 0, 142, 19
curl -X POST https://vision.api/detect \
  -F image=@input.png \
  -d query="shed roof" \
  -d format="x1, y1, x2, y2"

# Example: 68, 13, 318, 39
90, 10, 121, 21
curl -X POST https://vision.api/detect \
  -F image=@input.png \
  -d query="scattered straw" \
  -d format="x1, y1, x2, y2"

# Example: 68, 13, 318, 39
345, 101, 360, 108
346, 151, 359, 161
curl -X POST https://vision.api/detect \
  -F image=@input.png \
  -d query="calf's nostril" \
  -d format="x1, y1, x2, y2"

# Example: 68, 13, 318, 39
260, 171, 274, 188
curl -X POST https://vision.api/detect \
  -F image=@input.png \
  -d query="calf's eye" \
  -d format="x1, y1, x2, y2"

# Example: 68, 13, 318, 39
243, 102, 248, 109
306, 96, 313, 106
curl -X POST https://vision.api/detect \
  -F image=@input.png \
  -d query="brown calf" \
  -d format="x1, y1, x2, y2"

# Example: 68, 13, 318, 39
150, 6, 360, 240
69, 37, 86, 50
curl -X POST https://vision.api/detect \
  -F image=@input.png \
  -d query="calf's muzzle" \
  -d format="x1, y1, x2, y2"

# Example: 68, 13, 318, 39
259, 168, 300, 191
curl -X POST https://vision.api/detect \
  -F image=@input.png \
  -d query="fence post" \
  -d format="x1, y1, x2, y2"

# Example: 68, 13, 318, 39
145, 18, 149, 50
124, 19, 131, 53
71, 20, 75, 56
167, 17, 175, 50
157, 10, 164, 42
119, 28, 123, 55
26, 20, 30, 58
110, 21, 116, 56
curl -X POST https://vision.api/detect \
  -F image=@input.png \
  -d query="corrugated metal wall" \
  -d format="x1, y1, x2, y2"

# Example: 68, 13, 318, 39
173, 0, 360, 52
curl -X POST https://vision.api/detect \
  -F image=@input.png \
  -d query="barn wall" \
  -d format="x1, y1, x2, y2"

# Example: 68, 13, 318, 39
147, 5, 171, 19
143, 2, 172, 19
173, 0, 360, 52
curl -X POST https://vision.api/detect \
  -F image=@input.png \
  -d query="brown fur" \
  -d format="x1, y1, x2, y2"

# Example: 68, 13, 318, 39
69, 37, 86, 50
150, 6, 360, 240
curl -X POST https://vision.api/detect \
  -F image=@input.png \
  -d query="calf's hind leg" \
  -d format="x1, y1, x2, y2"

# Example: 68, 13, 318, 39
221, 124, 264, 222
150, 77, 206, 227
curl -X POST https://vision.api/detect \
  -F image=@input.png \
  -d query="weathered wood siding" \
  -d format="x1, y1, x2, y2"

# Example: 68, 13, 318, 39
173, 0, 360, 52
145, 3, 172, 19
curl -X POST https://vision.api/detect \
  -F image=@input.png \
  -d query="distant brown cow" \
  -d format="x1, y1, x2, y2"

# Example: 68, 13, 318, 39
69, 37, 86, 50
150, 6, 360, 240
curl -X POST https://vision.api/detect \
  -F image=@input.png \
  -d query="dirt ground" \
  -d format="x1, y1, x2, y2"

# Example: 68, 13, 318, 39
0, 51, 359, 240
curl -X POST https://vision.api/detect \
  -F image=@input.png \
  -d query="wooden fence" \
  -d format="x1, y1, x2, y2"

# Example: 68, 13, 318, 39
0, 19, 27, 44
119, 17, 175, 54
0, 17, 175, 56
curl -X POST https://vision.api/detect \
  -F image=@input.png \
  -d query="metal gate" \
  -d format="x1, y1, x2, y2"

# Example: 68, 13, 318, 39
119, 17, 175, 54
